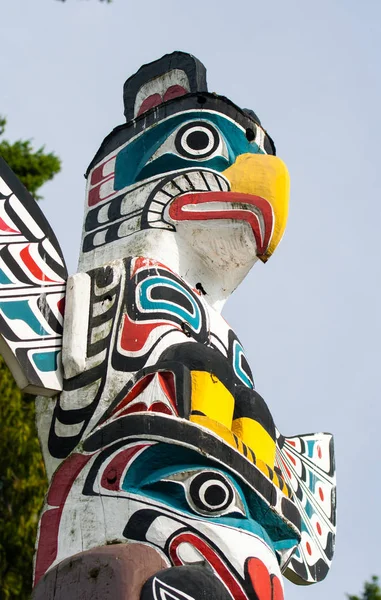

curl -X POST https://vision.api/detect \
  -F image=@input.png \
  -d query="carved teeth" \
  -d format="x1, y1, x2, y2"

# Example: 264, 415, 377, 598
203, 171, 225, 192
149, 201, 168, 212
146, 170, 230, 225
153, 191, 171, 205
186, 171, 209, 191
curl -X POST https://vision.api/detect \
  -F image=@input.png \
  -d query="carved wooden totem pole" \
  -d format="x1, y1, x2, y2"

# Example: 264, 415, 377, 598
0, 52, 336, 599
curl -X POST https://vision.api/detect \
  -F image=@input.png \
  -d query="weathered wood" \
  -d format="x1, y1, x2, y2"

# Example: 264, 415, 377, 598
31, 544, 167, 599
0, 51, 336, 599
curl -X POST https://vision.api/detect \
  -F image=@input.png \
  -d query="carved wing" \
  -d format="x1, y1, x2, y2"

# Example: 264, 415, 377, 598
275, 430, 336, 585
0, 157, 67, 396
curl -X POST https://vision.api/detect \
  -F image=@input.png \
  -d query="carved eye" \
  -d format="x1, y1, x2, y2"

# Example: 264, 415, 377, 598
144, 468, 246, 518
175, 122, 220, 159
189, 472, 234, 513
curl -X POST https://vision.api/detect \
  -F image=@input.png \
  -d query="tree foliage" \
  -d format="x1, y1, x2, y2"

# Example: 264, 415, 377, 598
0, 118, 61, 200
0, 119, 61, 599
348, 577, 381, 600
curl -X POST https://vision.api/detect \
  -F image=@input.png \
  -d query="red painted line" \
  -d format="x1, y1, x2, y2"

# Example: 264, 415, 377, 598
169, 191, 273, 254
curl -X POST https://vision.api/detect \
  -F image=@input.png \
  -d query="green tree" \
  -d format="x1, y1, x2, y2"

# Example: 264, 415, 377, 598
348, 577, 381, 600
0, 118, 61, 599
0, 117, 60, 200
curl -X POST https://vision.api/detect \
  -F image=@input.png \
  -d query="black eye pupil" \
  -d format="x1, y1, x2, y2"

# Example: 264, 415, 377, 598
186, 130, 209, 150
175, 121, 219, 159
189, 471, 234, 514
204, 484, 227, 507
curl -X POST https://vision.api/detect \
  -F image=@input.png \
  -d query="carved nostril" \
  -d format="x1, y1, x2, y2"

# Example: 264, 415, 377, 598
106, 469, 117, 484
246, 127, 256, 142
195, 282, 207, 295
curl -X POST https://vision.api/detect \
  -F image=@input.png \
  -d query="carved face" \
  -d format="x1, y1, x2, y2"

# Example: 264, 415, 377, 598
35, 431, 298, 599
81, 107, 289, 276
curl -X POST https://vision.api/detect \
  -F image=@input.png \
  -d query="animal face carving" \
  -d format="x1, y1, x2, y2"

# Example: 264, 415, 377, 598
81, 55, 290, 280
35, 428, 298, 599
0, 51, 336, 599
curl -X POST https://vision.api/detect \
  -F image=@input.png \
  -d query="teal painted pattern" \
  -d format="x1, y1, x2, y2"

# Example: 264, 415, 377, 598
0, 269, 12, 285
121, 444, 297, 551
32, 350, 59, 372
307, 440, 315, 457
138, 276, 201, 331
0, 300, 49, 336
115, 111, 264, 189
233, 339, 254, 388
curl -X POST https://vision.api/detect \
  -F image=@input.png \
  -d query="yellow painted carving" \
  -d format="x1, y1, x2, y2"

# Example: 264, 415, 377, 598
190, 413, 239, 449
189, 413, 289, 496
190, 371, 234, 429
232, 416, 276, 468
222, 154, 290, 260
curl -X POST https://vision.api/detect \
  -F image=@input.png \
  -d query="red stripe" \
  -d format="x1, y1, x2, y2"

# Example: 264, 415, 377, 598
57, 297, 65, 316
158, 372, 176, 407
101, 444, 148, 491
110, 371, 178, 419
169, 532, 249, 600
168, 191, 273, 254
131, 257, 169, 276
120, 311, 181, 353
20, 244, 57, 283
90, 160, 115, 186
271, 574, 284, 600
278, 455, 291, 479
137, 93, 162, 116
0, 216, 19, 233
163, 85, 187, 102
34, 453, 92, 586
285, 451, 296, 466
247, 557, 272, 600
87, 176, 114, 207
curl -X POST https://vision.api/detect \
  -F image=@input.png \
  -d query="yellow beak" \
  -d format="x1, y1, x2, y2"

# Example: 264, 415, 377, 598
222, 154, 290, 261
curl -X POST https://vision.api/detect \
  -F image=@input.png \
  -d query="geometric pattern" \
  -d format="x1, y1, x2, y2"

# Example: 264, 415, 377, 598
0, 157, 67, 395
275, 431, 336, 584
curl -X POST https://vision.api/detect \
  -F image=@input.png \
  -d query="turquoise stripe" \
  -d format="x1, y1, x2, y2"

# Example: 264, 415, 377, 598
0, 300, 49, 336
0, 269, 12, 285
32, 350, 59, 373
139, 276, 200, 331
233, 340, 253, 388
307, 440, 315, 458
115, 111, 264, 189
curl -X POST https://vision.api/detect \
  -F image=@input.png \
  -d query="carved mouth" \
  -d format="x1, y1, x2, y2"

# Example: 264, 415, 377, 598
168, 531, 283, 600
169, 191, 274, 255
143, 169, 230, 230
143, 169, 274, 256
169, 531, 248, 598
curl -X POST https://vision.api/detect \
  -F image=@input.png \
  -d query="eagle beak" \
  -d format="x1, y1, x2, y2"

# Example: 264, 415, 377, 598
222, 154, 290, 262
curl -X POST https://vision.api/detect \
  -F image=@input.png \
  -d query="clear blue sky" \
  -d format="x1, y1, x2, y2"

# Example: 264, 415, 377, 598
2, 0, 381, 597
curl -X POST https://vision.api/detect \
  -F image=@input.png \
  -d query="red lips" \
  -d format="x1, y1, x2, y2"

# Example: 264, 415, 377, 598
169, 531, 284, 600
168, 191, 274, 255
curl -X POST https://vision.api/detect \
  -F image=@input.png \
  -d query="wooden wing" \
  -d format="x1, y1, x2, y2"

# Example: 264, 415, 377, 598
275, 430, 336, 584
0, 157, 67, 396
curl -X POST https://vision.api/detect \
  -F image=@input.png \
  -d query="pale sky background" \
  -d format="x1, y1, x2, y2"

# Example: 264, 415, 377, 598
2, 0, 381, 597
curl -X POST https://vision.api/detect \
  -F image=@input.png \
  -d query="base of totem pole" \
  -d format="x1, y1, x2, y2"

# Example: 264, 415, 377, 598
31, 542, 233, 599
31, 543, 167, 600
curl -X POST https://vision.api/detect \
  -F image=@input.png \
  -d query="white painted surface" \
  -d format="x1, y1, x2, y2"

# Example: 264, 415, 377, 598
62, 272, 91, 379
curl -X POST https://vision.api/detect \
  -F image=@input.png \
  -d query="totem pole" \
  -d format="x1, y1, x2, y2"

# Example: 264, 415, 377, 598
0, 52, 336, 599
